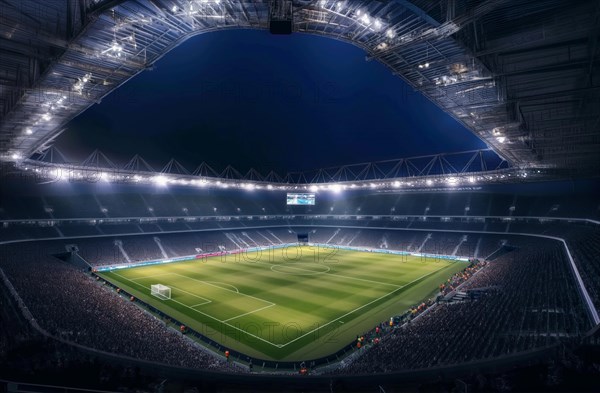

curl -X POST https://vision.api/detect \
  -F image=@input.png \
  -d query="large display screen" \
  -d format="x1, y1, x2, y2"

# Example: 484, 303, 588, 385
286, 193, 316, 206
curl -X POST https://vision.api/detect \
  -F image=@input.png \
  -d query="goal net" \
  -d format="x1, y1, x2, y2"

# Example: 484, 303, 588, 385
151, 284, 171, 300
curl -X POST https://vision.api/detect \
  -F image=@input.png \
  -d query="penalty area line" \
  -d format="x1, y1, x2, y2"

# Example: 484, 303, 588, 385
222, 303, 277, 323
171, 273, 275, 307
110, 272, 281, 348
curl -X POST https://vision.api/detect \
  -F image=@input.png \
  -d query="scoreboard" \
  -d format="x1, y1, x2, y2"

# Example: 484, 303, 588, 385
286, 193, 315, 205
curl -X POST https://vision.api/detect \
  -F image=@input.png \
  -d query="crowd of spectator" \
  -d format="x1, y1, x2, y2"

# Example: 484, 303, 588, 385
0, 243, 246, 373
439, 260, 488, 296
0, 228, 596, 377
333, 240, 590, 374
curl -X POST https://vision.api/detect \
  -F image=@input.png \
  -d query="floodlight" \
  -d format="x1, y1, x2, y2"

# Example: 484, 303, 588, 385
309, 185, 319, 192
152, 175, 168, 186
25, 128, 33, 135
496, 136, 506, 143
426, 179, 433, 186
329, 184, 342, 193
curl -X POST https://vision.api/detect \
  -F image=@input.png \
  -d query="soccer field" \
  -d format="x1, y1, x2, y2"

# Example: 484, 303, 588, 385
97, 245, 468, 361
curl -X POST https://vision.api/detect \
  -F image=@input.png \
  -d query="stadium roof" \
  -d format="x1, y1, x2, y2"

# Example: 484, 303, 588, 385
1, 0, 599, 179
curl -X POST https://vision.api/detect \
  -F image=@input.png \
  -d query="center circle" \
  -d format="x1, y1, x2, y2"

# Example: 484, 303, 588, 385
270, 263, 331, 276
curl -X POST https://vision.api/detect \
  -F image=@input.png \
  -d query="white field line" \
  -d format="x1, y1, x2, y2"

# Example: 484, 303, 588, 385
278, 262, 452, 348
116, 272, 212, 305
221, 303, 277, 323
109, 259, 455, 348
111, 272, 281, 347
252, 260, 402, 288
203, 281, 239, 293
190, 301, 211, 307
171, 273, 275, 307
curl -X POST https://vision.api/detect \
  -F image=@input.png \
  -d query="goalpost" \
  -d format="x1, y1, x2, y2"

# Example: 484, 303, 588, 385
151, 284, 171, 300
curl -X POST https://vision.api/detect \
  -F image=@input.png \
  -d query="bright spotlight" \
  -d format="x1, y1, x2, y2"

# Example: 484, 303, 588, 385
426, 179, 433, 186
329, 184, 343, 193
152, 175, 168, 186
393, 181, 401, 188
496, 136, 506, 143
309, 185, 319, 192
25, 128, 33, 135
11, 153, 21, 160
446, 177, 458, 185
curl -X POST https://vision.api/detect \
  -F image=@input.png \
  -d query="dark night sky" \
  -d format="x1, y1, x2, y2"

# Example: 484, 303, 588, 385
55, 29, 487, 174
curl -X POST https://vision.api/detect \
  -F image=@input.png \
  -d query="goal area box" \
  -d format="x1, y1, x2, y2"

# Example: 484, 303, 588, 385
151, 284, 171, 300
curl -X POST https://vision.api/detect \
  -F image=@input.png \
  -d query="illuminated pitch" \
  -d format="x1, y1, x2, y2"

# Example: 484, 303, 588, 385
97, 245, 467, 361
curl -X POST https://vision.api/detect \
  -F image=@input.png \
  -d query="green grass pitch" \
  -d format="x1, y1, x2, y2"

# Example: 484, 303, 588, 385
97, 245, 468, 361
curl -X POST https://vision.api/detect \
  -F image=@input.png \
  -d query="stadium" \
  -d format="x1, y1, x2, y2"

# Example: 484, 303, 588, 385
0, 0, 599, 392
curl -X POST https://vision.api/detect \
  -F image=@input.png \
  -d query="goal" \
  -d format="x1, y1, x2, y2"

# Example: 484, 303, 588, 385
151, 284, 171, 300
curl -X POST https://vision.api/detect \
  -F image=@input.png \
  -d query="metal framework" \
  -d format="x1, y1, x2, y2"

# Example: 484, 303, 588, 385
20, 146, 540, 190
1, 0, 599, 178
